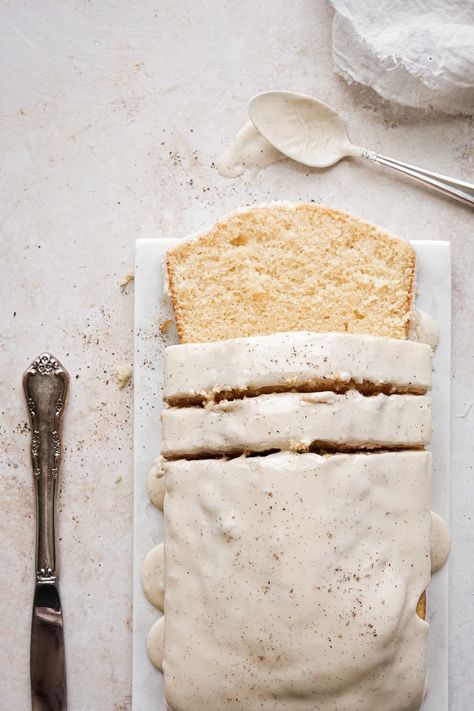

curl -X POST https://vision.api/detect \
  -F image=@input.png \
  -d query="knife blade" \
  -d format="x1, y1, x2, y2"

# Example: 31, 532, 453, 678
30, 583, 66, 710
24, 353, 69, 711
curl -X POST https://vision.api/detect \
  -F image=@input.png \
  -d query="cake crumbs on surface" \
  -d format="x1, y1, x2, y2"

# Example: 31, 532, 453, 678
160, 318, 172, 334
115, 365, 133, 389
289, 439, 308, 452
120, 270, 135, 289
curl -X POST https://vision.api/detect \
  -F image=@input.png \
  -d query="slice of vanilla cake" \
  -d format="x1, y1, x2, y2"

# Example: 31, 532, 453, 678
161, 390, 431, 457
166, 203, 415, 343
164, 331, 432, 404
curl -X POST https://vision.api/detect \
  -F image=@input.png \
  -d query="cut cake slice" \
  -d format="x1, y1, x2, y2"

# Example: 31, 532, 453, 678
164, 331, 432, 404
166, 203, 416, 343
161, 390, 431, 458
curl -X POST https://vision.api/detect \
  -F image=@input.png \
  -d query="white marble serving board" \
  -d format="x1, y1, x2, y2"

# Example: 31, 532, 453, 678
133, 237, 451, 711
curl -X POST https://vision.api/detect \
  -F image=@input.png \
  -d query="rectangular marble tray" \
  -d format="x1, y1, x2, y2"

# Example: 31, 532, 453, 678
133, 238, 451, 711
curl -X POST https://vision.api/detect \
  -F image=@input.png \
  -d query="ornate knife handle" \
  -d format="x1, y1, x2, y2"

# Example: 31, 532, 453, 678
24, 353, 69, 583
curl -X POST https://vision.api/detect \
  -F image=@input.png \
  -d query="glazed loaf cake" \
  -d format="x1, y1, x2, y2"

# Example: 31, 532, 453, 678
143, 204, 438, 711
156, 329, 433, 711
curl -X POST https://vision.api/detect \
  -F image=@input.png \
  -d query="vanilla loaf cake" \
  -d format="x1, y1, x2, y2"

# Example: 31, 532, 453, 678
143, 204, 441, 711
166, 203, 416, 343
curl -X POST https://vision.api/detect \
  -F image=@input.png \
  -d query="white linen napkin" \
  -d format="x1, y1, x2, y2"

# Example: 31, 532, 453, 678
330, 0, 474, 114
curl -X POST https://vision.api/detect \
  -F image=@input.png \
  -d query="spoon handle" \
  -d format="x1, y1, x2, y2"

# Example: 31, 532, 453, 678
359, 148, 474, 207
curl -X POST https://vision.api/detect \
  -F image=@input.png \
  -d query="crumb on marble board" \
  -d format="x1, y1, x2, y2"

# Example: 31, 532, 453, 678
120, 271, 135, 288
160, 318, 172, 334
115, 365, 133, 389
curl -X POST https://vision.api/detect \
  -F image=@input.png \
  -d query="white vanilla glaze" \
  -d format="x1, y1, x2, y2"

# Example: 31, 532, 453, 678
147, 458, 165, 510
217, 94, 352, 177
147, 616, 165, 672
164, 331, 432, 402
162, 390, 431, 457
430, 511, 451, 574
408, 309, 439, 349
162, 451, 431, 710
142, 543, 165, 610
216, 121, 285, 178
249, 92, 351, 168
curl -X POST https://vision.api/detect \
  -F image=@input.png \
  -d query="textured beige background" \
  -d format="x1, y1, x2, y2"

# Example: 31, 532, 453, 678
0, 1, 472, 709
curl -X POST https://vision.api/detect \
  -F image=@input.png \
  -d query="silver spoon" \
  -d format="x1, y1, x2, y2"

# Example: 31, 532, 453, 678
249, 90, 474, 208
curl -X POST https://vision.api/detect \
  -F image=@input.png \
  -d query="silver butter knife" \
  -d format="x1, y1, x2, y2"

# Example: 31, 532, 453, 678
24, 353, 69, 711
